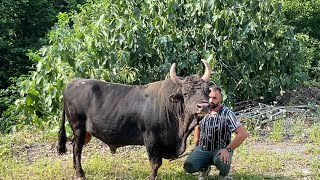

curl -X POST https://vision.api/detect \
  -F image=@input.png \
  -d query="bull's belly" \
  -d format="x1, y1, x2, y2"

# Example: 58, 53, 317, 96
85, 119, 182, 157
87, 120, 144, 147
91, 131, 144, 146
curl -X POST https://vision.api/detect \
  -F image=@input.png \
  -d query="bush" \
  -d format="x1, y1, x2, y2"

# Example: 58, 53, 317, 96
14, 0, 309, 128
0, 77, 25, 133
0, 0, 87, 132
282, 0, 320, 40
282, 0, 320, 81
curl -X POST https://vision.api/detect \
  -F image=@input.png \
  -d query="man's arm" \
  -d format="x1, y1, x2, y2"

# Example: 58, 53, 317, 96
193, 125, 200, 147
220, 124, 249, 164
227, 125, 249, 151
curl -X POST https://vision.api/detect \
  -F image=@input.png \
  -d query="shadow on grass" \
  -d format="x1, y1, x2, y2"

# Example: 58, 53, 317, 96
231, 172, 295, 180
30, 164, 297, 180
158, 171, 294, 180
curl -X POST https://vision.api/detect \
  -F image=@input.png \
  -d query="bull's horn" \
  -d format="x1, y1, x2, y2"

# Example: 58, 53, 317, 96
201, 59, 211, 82
170, 63, 183, 85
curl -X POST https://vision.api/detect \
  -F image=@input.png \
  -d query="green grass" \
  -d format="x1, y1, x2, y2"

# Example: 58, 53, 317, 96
291, 116, 305, 142
234, 143, 283, 175
1, 119, 320, 180
268, 118, 284, 142
310, 123, 320, 143
305, 143, 320, 155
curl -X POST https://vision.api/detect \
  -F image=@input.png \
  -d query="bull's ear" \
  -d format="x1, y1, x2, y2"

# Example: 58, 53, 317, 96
168, 93, 184, 103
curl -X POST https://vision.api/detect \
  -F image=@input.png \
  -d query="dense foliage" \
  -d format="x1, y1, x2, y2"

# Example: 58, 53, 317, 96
282, 0, 320, 81
8, 0, 309, 130
0, 0, 53, 89
0, 0, 85, 89
0, 0, 86, 132
282, 0, 320, 40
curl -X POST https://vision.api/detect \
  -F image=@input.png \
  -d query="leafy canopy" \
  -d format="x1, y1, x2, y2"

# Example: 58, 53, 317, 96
0, 0, 87, 133
282, 0, 320, 81
13, 0, 309, 129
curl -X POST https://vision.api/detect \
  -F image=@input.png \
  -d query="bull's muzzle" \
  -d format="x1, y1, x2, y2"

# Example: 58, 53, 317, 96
197, 102, 210, 114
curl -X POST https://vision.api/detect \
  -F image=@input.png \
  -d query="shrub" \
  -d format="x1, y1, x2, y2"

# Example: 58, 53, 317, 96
14, 0, 309, 127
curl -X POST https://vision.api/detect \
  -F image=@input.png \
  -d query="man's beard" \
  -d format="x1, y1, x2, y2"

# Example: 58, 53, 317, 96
211, 104, 219, 109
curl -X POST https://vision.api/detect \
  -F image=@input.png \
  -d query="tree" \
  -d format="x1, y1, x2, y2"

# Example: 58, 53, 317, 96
282, 0, 320, 81
10, 0, 310, 129
0, 0, 86, 133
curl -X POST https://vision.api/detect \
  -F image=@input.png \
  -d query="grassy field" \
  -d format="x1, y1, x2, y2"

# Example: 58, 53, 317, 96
0, 115, 319, 180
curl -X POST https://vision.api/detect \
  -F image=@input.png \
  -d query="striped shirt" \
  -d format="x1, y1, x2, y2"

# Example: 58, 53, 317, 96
198, 105, 242, 151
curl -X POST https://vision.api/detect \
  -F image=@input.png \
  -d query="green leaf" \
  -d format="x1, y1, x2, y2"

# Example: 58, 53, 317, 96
26, 95, 33, 106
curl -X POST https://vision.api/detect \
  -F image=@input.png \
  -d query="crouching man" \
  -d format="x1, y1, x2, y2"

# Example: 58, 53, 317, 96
183, 86, 249, 180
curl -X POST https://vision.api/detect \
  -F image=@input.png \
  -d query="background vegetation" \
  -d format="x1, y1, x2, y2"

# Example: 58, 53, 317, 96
0, 0, 319, 132
1, 0, 319, 133
0, 0, 86, 132
282, 0, 320, 81
0, 0, 319, 179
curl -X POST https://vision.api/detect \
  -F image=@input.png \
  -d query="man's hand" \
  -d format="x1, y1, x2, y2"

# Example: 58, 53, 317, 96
219, 148, 231, 164
190, 145, 198, 152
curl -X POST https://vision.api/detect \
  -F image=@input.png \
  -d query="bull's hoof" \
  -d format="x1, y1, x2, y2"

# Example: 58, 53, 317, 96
74, 176, 86, 180
76, 170, 85, 179
75, 175, 86, 180
109, 146, 117, 154
57, 145, 67, 154
149, 175, 157, 180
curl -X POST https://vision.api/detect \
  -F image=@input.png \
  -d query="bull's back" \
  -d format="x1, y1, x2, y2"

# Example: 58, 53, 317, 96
64, 79, 134, 109
63, 79, 145, 145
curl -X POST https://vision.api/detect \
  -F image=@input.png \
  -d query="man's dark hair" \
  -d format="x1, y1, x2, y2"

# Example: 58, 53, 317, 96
209, 85, 222, 93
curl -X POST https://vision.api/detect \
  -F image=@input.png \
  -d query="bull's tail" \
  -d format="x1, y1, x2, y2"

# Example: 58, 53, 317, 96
57, 103, 67, 154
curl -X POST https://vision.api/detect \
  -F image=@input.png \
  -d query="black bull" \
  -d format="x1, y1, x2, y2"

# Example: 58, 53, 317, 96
57, 60, 212, 179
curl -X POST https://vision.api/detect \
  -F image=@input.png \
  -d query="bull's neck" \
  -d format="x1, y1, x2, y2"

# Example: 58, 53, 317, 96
177, 114, 194, 138
175, 114, 194, 156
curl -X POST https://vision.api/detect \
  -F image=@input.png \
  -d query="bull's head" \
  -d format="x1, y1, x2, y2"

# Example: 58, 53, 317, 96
168, 60, 211, 152
169, 59, 211, 115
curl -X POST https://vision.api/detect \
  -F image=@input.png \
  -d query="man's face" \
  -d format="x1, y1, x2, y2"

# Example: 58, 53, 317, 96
209, 89, 222, 109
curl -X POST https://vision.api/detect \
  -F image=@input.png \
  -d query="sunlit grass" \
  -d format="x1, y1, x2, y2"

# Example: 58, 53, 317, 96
310, 123, 320, 143
268, 118, 284, 142
311, 158, 320, 179
305, 143, 320, 155
234, 142, 283, 175
1, 116, 320, 180
291, 117, 305, 142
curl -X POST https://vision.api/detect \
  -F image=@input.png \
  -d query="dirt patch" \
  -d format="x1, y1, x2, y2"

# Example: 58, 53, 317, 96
17, 139, 145, 163
251, 141, 307, 155
277, 86, 320, 105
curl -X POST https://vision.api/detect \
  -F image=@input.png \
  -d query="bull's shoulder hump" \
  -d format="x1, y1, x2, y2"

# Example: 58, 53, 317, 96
65, 79, 137, 90
68, 78, 100, 84
66, 78, 101, 87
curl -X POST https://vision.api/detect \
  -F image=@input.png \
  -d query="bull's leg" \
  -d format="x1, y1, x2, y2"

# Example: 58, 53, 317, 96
66, 104, 86, 178
144, 131, 162, 180
73, 128, 86, 178
72, 141, 76, 169
70, 118, 86, 178
149, 156, 162, 180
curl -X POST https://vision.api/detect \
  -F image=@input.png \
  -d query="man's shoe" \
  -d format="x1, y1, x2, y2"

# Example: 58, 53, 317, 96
217, 175, 226, 180
217, 175, 233, 180
198, 166, 211, 180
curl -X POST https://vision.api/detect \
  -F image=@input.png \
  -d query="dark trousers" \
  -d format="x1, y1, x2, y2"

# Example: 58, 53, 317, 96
183, 147, 232, 176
